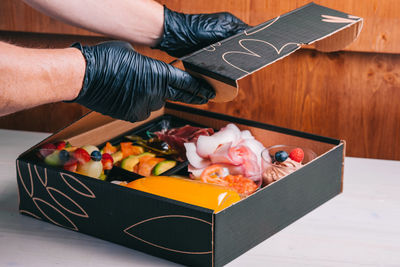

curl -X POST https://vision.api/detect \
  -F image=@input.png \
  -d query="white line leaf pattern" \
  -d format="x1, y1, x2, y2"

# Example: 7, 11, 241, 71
192, 9, 360, 79
33, 197, 78, 231
17, 163, 94, 232
124, 215, 212, 255
60, 172, 96, 199
34, 165, 47, 187
203, 42, 221, 52
219, 14, 301, 74
17, 160, 34, 197
46, 187, 89, 218
321, 14, 358, 24
222, 39, 300, 74
244, 16, 280, 36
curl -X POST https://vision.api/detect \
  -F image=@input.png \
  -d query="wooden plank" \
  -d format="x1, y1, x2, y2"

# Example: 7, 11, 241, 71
247, 0, 400, 54
1, 0, 400, 53
0, 0, 98, 36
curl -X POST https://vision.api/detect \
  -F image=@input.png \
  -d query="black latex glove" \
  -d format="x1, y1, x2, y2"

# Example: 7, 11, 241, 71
154, 6, 248, 58
70, 41, 214, 122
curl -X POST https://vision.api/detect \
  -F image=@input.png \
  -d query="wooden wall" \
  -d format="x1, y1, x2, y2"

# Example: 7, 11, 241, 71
0, 1, 399, 160
2, 0, 399, 53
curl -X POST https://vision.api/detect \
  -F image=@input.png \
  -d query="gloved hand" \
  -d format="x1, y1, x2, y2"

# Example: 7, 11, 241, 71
154, 6, 249, 58
70, 41, 215, 122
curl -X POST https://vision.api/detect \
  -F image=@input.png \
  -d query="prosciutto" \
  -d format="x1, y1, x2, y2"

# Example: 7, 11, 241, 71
184, 143, 211, 169
155, 125, 214, 160
196, 124, 241, 157
185, 123, 267, 185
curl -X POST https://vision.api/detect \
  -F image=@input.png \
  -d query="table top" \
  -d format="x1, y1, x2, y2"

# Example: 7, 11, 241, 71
0, 128, 399, 267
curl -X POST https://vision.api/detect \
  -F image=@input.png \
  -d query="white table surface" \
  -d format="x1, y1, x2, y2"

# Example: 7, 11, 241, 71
0, 128, 399, 267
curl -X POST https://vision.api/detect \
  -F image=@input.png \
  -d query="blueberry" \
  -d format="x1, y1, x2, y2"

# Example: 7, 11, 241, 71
161, 141, 169, 150
91, 150, 102, 161
59, 149, 70, 163
275, 150, 288, 162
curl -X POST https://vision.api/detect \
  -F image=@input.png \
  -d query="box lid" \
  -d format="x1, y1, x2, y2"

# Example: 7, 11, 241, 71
180, 2, 363, 102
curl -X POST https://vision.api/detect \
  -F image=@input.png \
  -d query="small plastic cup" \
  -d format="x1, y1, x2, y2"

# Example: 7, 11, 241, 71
261, 145, 317, 186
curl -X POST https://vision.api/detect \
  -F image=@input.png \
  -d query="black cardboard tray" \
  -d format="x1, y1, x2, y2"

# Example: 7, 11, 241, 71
16, 103, 344, 267
98, 114, 210, 182
21, 114, 208, 183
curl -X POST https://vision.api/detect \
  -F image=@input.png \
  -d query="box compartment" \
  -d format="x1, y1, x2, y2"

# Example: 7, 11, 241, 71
17, 103, 344, 266
97, 114, 209, 181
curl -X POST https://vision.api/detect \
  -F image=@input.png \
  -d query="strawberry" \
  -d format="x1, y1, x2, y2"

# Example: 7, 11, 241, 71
289, 148, 304, 163
54, 141, 66, 150
38, 143, 56, 158
73, 148, 91, 165
101, 153, 114, 170
63, 158, 78, 172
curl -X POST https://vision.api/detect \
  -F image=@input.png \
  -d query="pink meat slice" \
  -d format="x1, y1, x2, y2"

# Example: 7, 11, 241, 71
209, 142, 237, 165
155, 125, 214, 160
184, 143, 211, 169
196, 124, 241, 158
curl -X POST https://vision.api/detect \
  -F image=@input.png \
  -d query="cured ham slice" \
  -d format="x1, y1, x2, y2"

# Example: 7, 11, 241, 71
184, 143, 210, 169
185, 123, 267, 186
196, 124, 241, 158
155, 125, 214, 159
209, 142, 235, 165
238, 138, 268, 167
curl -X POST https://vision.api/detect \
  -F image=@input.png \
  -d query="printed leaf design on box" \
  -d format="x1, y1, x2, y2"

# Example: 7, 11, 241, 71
124, 215, 212, 254
17, 163, 96, 232
17, 160, 34, 197
34, 164, 47, 187
182, 3, 362, 84
243, 16, 280, 36
32, 197, 78, 231
60, 172, 96, 199
203, 42, 221, 52
222, 39, 300, 74
321, 14, 359, 23
46, 187, 89, 218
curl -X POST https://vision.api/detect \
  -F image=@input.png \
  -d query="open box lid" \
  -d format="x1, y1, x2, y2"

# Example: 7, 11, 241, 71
180, 2, 363, 102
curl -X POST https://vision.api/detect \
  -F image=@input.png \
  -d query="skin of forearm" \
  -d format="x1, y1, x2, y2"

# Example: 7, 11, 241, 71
0, 42, 85, 116
23, 0, 164, 46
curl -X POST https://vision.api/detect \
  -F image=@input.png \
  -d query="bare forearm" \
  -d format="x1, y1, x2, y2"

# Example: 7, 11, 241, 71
0, 42, 85, 116
23, 0, 164, 46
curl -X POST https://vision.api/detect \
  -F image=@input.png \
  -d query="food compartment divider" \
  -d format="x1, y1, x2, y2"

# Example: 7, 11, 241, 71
98, 114, 211, 182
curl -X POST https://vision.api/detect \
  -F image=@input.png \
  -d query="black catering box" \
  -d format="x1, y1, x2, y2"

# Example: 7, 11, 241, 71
16, 3, 361, 266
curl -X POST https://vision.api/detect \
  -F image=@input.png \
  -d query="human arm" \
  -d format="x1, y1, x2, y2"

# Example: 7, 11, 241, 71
23, 0, 248, 57
0, 41, 214, 121
0, 41, 84, 117
23, 0, 164, 47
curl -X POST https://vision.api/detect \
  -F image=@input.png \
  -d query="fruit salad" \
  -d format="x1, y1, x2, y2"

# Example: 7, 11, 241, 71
38, 140, 178, 179
38, 141, 109, 180
101, 141, 177, 176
